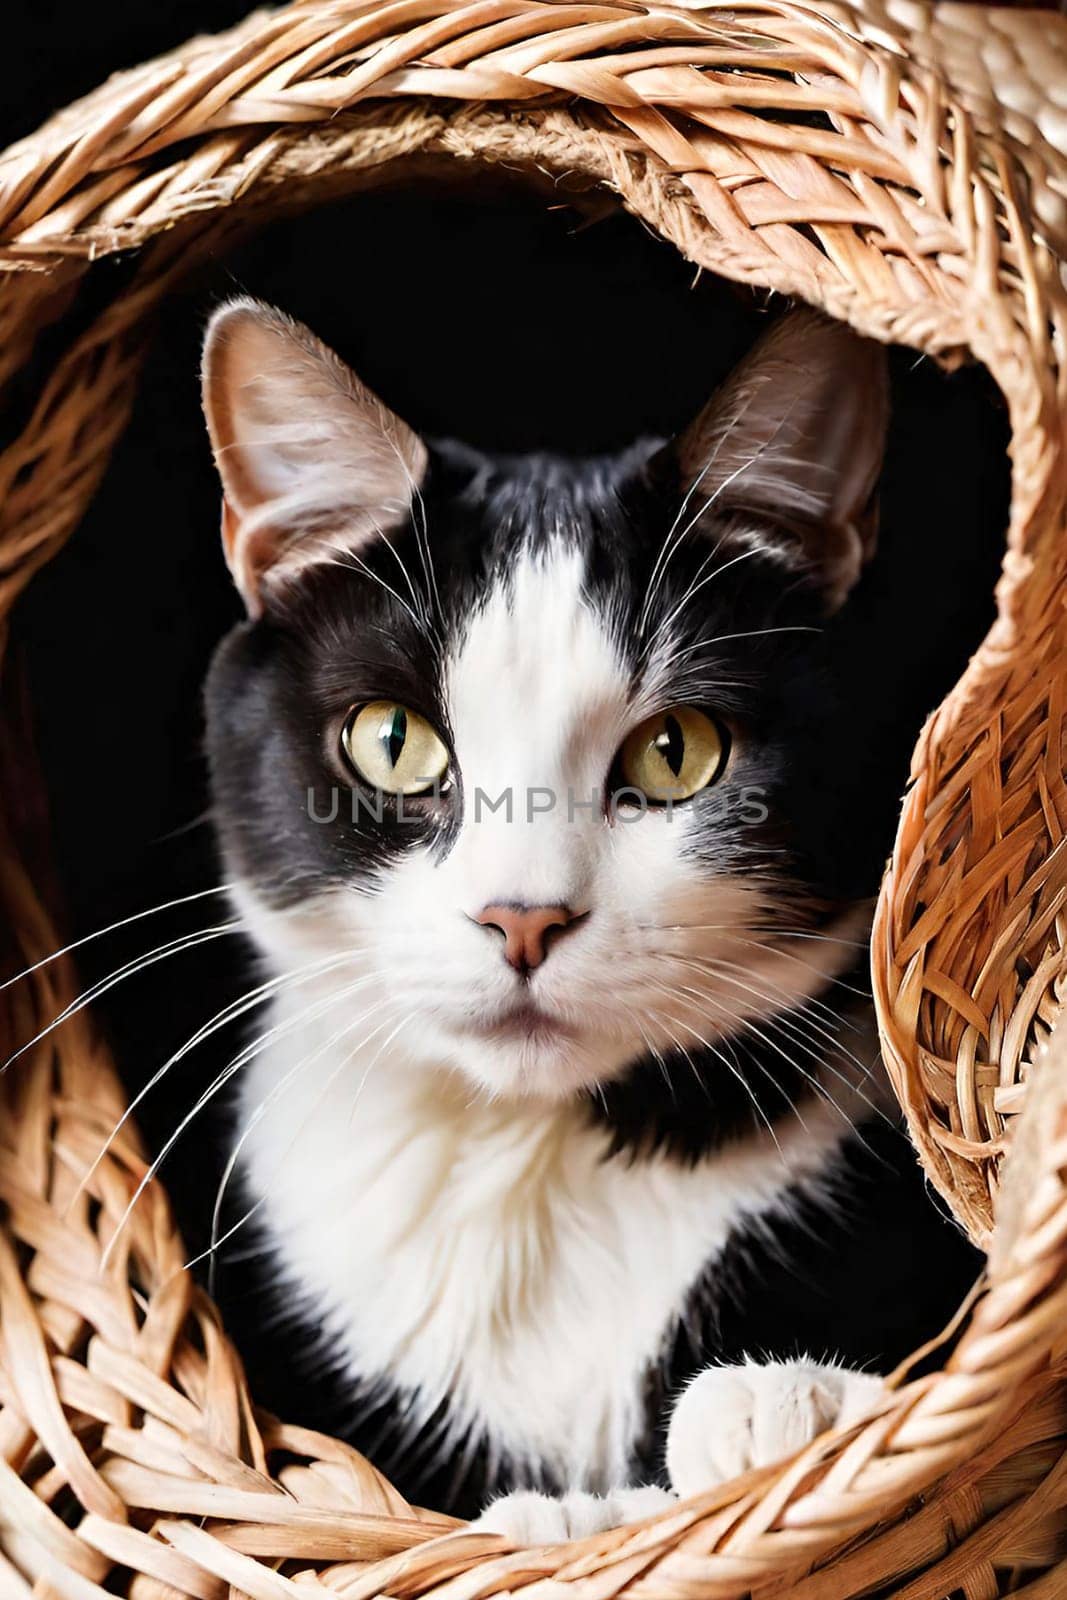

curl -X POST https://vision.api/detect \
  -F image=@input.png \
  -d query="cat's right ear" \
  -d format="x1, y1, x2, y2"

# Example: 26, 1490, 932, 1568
201, 298, 427, 616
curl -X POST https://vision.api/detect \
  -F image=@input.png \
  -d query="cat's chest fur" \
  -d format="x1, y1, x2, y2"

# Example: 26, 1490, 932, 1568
238, 996, 851, 1489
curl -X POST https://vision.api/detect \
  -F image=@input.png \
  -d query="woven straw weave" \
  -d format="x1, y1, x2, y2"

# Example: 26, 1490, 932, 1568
3, 1, 1067, 1595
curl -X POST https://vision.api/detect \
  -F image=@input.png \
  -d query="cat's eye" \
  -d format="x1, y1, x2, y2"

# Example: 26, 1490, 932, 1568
617, 706, 727, 803
341, 702, 449, 796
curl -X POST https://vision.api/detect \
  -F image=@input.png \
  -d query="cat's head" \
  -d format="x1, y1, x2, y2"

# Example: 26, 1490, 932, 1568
201, 298, 888, 1103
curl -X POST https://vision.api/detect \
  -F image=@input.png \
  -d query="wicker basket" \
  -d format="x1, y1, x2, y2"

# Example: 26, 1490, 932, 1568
3, 2, 1067, 1595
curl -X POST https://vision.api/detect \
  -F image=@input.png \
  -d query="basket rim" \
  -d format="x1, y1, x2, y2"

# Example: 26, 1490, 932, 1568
2, 3, 1067, 1597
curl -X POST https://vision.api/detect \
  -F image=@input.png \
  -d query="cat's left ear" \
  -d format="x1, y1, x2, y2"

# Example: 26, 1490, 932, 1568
673, 309, 889, 612
201, 298, 427, 616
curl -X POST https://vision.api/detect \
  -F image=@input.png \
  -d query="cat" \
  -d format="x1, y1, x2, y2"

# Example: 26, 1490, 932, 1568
199, 298, 981, 1534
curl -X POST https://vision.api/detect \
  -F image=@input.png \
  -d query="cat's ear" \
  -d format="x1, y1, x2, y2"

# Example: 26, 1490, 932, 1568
674, 309, 889, 611
201, 298, 427, 616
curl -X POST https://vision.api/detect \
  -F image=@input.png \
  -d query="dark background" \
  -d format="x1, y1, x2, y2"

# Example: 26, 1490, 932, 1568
6, 0, 1010, 1429
5, 3, 256, 146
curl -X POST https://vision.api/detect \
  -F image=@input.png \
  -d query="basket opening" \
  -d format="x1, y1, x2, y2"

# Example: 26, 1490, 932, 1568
11, 182, 1013, 1491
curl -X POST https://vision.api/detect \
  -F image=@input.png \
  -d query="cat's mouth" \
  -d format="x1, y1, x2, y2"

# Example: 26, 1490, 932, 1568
461, 1001, 575, 1045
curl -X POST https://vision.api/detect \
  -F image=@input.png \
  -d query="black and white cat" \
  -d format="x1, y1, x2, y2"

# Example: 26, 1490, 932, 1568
200, 299, 979, 1534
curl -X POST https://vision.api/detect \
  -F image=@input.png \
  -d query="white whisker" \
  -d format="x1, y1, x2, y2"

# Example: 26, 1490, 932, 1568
3, 921, 241, 1073
99, 969, 384, 1271
0, 883, 233, 994
71, 947, 359, 1211
648, 993, 789, 1158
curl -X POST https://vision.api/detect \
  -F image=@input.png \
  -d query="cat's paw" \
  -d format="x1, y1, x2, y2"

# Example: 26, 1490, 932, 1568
667, 1358, 884, 1497
470, 1485, 675, 1543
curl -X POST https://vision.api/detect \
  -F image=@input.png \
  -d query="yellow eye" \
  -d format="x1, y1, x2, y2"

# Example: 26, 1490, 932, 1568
618, 706, 726, 803
341, 702, 449, 796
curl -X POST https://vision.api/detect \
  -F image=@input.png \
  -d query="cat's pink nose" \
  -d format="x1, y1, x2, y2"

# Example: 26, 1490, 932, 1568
475, 903, 581, 973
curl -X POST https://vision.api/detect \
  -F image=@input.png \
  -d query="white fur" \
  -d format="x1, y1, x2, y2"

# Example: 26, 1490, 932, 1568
468, 1358, 885, 1536
232, 541, 877, 1493
464, 1358, 886, 1539
240, 1018, 860, 1488
666, 1358, 885, 1495
471, 1485, 676, 1542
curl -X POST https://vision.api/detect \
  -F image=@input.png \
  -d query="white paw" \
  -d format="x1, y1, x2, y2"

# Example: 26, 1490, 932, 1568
667, 1359, 884, 1497
470, 1485, 675, 1543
